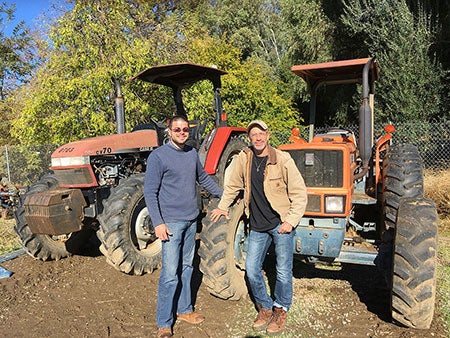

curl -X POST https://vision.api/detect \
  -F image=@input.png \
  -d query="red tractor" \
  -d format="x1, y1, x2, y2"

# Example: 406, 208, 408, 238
14, 63, 247, 275
199, 58, 439, 329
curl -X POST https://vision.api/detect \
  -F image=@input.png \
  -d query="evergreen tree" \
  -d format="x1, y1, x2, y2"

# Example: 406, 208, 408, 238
340, 0, 445, 123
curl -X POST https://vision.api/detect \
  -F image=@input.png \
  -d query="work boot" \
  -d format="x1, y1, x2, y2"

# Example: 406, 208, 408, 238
252, 306, 273, 330
266, 307, 287, 335
157, 327, 172, 338
176, 311, 205, 324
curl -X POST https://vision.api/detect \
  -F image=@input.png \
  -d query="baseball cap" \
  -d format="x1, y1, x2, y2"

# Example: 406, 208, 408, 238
247, 120, 268, 134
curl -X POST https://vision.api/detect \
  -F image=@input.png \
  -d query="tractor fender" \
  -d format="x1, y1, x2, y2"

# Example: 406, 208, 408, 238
202, 126, 246, 175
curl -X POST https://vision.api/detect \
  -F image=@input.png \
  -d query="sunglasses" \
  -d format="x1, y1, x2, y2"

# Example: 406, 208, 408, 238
171, 127, 190, 133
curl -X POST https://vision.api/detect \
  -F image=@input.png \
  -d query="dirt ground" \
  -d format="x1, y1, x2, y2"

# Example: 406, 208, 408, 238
0, 240, 447, 338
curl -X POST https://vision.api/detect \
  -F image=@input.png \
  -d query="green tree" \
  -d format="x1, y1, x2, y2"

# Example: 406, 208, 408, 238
0, 3, 34, 99
340, 0, 445, 124
192, 0, 334, 130
195, 0, 284, 65
0, 3, 36, 144
277, 0, 335, 127
406, 0, 450, 70
11, 0, 299, 146
11, 0, 189, 145
280, 0, 334, 64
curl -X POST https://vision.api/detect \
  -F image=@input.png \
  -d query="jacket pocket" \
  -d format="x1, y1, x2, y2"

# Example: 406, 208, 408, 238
267, 176, 286, 192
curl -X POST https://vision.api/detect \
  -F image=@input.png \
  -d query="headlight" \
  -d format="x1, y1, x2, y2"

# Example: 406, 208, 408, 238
325, 195, 345, 213
51, 156, 90, 167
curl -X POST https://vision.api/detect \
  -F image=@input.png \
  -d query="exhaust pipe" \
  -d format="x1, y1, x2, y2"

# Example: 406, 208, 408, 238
114, 79, 125, 134
358, 58, 375, 167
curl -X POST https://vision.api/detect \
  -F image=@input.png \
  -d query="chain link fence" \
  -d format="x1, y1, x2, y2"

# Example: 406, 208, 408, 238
272, 119, 450, 170
0, 120, 448, 187
0, 144, 58, 188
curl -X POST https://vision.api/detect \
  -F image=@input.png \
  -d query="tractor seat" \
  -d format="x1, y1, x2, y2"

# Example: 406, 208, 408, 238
186, 120, 207, 150
132, 122, 167, 146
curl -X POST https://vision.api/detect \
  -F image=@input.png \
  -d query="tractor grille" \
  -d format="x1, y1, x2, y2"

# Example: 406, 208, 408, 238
306, 194, 321, 212
287, 149, 343, 188
53, 167, 95, 186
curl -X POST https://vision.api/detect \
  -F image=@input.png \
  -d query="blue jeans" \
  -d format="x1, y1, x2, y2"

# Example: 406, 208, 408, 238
245, 223, 295, 311
156, 220, 197, 328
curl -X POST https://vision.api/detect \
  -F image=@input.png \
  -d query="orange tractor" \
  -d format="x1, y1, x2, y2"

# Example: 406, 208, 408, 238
199, 57, 439, 329
14, 63, 247, 274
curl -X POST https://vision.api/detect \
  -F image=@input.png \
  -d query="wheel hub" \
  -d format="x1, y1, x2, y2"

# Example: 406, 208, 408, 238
135, 208, 156, 250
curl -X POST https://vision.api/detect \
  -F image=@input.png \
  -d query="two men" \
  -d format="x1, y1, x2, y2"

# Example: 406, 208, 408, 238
145, 117, 307, 336
210, 120, 307, 335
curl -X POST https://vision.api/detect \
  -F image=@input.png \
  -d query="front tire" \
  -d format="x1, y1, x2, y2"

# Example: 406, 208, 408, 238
383, 144, 424, 229
199, 198, 248, 300
391, 197, 438, 329
97, 174, 161, 275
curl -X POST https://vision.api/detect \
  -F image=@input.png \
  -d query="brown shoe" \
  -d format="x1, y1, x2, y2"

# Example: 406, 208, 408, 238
266, 307, 287, 335
253, 306, 273, 330
157, 327, 173, 338
177, 311, 205, 324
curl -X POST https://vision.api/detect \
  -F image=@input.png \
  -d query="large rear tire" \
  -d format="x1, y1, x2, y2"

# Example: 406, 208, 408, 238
199, 198, 248, 300
391, 197, 438, 329
97, 174, 161, 275
383, 144, 423, 229
14, 175, 73, 260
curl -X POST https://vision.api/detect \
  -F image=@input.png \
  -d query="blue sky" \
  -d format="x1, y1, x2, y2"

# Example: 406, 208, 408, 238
3, 0, 64, 35
8, 0, 52, 22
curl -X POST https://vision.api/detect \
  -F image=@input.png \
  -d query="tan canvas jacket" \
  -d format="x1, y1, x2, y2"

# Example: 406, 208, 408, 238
218, 145, 307, 227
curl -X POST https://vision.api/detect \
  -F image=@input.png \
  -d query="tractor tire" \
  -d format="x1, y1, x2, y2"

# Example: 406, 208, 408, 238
97, 174, 161, 275
198, 198, 248, 300
14, 175, 73, 260
391, 197, 438, 329
215, 136, 247, 187
383, 144, 424, 230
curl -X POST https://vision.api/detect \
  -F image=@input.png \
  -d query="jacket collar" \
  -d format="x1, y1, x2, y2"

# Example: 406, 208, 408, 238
244, 145, 277, 164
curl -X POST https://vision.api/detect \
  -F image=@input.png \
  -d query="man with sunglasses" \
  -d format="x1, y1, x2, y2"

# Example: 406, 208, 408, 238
210, 120, 307, 335
144, 115, 223, 338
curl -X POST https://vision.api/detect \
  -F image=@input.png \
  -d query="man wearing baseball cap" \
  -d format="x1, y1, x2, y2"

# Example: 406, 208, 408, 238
210, 120, 307, 335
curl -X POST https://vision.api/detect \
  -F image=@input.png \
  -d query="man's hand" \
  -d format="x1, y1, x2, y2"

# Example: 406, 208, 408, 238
210, 208, 228, 223
154, 223, 173, 241
278, 221, 293, 234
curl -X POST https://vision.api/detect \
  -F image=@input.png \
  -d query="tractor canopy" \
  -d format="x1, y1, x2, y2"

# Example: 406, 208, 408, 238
130, 62, 227, 89
291, 57, 379, 167
291, 57, 378, 89
130, 63, 228, 126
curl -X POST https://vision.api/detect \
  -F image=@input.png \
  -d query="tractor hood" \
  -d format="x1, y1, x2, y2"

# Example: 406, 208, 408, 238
51, 130, 159, 160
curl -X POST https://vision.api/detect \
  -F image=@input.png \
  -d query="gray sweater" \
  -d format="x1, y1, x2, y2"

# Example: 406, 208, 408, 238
144, 142, 222, 226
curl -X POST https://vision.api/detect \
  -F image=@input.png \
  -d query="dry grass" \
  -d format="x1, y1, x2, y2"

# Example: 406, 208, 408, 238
425, 170, 450, 332
424, 169, 450, 217
0, 218, 21, 255
424, 169, 450, 234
